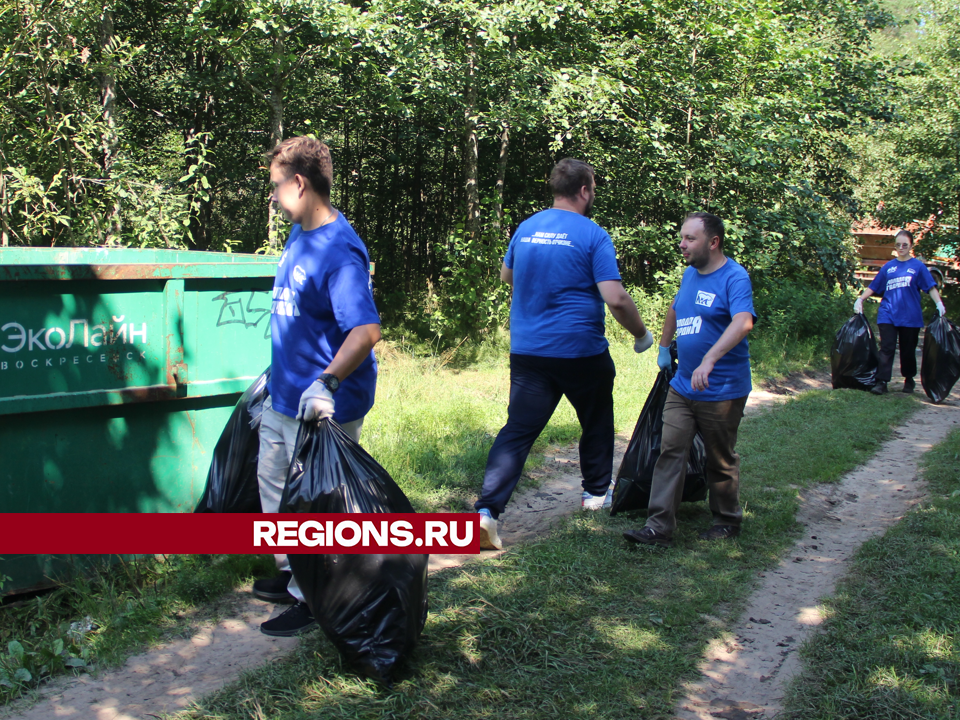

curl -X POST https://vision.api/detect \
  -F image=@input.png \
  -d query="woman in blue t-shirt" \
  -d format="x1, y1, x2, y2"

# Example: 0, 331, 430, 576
854, 229, 946, 394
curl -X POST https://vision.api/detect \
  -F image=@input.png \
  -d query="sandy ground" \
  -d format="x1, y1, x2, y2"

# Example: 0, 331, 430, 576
674, 378, 960, 719
4, 364, 956, 720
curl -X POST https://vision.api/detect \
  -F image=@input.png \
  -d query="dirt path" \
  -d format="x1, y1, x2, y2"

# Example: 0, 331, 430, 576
674, 383, 960, 720
8, 367, 951, 720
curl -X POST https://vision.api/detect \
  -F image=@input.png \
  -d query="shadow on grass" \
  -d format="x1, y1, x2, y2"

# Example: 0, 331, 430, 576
371, 412, 589, 513
181, 514, 755, 720
171, 390, 923, 720
781, 428, 960, 720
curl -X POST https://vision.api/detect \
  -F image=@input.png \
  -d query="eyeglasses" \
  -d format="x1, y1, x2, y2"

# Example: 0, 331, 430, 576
895, 243, 911, 248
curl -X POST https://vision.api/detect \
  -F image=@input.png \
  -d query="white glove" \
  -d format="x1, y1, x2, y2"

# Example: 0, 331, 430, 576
634, 329, 654, 353
853, 297, 864, 315
297, 380, 335, 422
657, 345, 673, 371
936, 300, 946, 317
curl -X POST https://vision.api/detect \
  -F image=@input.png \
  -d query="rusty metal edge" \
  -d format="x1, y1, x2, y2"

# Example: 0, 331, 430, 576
0, 263, 278, 282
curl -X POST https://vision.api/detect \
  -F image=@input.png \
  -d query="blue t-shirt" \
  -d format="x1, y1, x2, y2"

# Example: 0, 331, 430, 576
504, 208, 622, 358
670, 259, 755, 401
868, 258, 937, 328
269, 214, 380, 423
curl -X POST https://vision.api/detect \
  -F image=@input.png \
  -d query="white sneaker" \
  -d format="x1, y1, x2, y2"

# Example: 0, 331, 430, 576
478, 513, 502, 550
581, 488, 612, 510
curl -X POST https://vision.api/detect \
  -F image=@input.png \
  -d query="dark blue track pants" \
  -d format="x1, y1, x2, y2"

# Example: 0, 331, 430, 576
475, 350, 616, 519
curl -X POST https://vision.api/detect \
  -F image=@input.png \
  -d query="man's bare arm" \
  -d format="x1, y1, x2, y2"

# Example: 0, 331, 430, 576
660, 301, 677, 347
597, 280, 647, 338
323, 323, 381, 381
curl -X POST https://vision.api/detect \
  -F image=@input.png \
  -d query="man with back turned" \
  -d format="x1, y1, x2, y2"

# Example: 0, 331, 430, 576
475, 158, 655, 550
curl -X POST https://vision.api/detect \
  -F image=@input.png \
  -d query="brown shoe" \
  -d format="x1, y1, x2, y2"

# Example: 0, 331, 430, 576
698, 525, 741, 541
623, 526, 673, 548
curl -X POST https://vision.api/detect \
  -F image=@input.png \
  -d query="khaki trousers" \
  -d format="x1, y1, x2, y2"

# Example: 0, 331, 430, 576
645, 387, 748, 537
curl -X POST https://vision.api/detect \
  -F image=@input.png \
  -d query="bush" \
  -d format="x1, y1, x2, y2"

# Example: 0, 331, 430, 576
753, 280, 856, 343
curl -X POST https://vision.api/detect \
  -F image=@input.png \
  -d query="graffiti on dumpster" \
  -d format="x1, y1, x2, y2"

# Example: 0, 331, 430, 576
212, 291, 271, 339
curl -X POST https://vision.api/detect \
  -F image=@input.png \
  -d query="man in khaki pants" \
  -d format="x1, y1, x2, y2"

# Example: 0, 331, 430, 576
623, 212, 754, 548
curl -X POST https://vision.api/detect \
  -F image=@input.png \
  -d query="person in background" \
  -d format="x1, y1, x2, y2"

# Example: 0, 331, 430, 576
623, 212, 755, 548
475, 158, 654, 551
253, 136, 381, 636
854, 229, 945, 394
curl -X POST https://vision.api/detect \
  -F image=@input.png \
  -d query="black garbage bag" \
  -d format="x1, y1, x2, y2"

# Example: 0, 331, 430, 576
280, 419, 428, 684
194, 368, 270, 513
921, 316, 960, 404
610, 354, 708, 516
831, 314, 879, 391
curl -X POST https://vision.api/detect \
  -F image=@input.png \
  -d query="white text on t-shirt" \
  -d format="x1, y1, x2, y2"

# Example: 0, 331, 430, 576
677, 315, 703, 336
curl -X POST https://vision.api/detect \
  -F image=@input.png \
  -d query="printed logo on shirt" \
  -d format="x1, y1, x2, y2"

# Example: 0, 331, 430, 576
695, 291, 717, 308
887, 265, 898, 274
886, 275, 914, 290
293, 265, 306, 286
677, 315, 702, 336
518, 231, 574, 247
271, 286, 301, 317
278, 250, 287, 268
907, 267, 916, 275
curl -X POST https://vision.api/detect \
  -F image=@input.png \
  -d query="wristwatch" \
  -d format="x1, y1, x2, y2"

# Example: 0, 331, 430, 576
318, 373, 340, 393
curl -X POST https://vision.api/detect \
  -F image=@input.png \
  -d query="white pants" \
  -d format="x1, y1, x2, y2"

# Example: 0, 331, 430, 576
257, 397, 364, 602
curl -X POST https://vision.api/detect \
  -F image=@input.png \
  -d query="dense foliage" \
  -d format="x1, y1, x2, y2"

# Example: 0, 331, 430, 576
852, 0, 960, 257
1, 0, 954, 337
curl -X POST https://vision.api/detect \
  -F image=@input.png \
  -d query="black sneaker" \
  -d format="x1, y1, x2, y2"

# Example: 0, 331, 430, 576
698, 525, 741, 541
870, 381, 888, 395
260, 601, 317, 637
623, 526, 673, 548
252, 571, 295, 603
901, 378, 916, 394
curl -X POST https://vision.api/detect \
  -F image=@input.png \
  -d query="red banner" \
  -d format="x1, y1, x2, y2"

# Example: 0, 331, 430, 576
0, 513, 480, 554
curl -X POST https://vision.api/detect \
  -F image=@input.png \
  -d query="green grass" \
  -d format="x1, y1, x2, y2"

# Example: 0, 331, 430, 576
363, 333, 660, 513
0, 329, 919, 712
749, 334, 833, 380
368, 317, 839, 513
781, 427, 960, 720
0, 334, 658, 705
166, 389, 919, 720
0, 554, 275, 702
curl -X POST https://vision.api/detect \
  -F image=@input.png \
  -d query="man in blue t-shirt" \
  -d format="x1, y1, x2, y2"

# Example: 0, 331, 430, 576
624, 212, 756, 548
475, 158, 655, 550
253, 137, 381, 636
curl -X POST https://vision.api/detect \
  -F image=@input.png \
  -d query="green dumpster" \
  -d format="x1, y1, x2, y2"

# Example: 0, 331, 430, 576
0, 248, 278, 595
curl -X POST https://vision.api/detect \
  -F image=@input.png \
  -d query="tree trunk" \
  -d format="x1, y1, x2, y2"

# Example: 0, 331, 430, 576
684, 42, 698, 196
267, 34, 286, 251
100, 7, 120, 244
492, 121, 510, 235
463, 30, 480, 244
0, 173, 8, 246
184, 49, 220, 250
